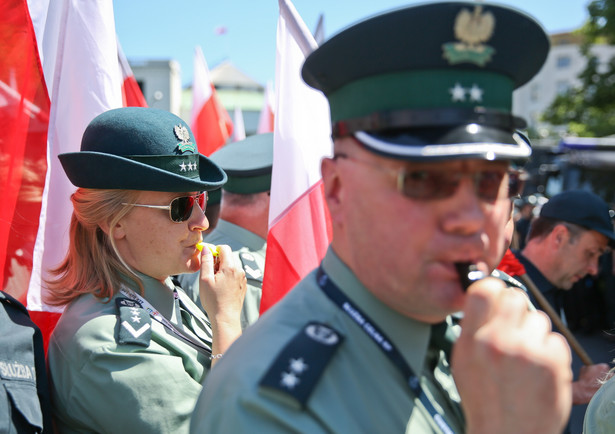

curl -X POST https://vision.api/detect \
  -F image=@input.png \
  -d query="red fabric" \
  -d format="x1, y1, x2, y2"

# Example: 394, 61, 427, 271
122, 76, 147, 108
497, 248, 527, 277
28, 311, 61, 355
0, 0, 50, 304
260, 181, 332, 313
192, 84, 233, 156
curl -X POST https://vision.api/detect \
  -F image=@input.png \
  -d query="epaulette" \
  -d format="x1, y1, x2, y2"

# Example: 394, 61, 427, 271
491, 269, 528, 293
115, 297, 152, 347
239, 252, 263, 282
259, 322, 344, 408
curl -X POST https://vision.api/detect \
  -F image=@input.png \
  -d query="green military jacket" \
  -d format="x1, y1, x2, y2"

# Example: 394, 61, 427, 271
178, 219, 266, 329
190, 249, 464, 433
48, 272, 212, 433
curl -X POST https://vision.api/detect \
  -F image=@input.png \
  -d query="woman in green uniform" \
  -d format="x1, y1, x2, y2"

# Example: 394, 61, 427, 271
45, 107, 246, 433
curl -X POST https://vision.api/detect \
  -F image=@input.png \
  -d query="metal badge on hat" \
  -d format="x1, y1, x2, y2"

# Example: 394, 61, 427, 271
442, 5, 496, 66
174, 124, 197, 154
174, 124, 198, 173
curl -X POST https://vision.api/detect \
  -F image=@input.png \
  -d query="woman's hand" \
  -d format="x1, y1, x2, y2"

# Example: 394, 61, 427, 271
199, 244, 247, 364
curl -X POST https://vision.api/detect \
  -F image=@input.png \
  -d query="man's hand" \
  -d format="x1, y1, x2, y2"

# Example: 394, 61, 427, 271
452, 277, 573, 434
573, 363, 612, 405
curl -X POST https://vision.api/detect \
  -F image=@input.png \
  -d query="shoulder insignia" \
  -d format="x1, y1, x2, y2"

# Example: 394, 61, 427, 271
491, 269, 528, 293
259, 322, 344, 408
239, 252, 263, 282
115, 297, 152, 347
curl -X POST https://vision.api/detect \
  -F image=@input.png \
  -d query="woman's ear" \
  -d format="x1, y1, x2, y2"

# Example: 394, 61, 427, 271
100, 218, 126, 240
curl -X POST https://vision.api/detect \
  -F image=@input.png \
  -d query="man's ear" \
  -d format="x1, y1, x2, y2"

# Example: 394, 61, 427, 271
551, 224, 569, 248
321, 157, 343, 224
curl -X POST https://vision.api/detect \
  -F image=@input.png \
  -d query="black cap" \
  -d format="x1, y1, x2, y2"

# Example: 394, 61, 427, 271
540, 190, 615, 247
302, 2, 549, 162
210, 133, 273, 194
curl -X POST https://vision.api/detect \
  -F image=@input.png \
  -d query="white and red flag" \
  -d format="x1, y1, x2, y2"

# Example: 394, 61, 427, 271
0, 0, 122, 349
256, 80, 275, 134
260, 0, 333, 313
190, 46, 233, 156
118, 41, 148, 108
232, 106, 246, 142
0, 0, 50, 311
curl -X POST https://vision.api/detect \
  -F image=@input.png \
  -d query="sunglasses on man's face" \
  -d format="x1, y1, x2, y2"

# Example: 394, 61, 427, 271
122, 192, 207, 223
334, 154, 526, 202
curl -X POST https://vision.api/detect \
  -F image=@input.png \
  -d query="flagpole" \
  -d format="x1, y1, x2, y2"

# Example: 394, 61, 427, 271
516, 273, 594, 365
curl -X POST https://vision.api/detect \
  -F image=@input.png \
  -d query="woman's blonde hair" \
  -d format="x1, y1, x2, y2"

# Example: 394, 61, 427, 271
45, 188, 144, 306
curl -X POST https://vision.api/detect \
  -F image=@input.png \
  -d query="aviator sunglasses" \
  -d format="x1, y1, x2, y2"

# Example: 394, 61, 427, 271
334, 154, 527, 202
122, 192, 207, 223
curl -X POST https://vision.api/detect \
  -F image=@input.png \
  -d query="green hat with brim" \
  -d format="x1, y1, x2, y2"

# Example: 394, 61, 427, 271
59, 107, 227, 192
210, 133, 273, 194
301, 1, 549, 163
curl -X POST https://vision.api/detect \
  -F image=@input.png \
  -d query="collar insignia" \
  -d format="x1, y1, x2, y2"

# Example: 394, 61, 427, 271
442, 5, 496, 67
174, 125, 197, 154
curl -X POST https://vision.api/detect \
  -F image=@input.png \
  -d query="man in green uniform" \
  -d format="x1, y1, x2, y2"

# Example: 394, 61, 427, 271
178, 133, 272, 328
190, 3, 573, 433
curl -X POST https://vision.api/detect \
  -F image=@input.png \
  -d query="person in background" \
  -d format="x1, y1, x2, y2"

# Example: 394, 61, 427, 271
190, 3, 572, 433
45, 107, 246, 433
510, 190, 614, 408
0, 291, 53, 433
178, 133, 272, 329
203, 188, 221, 235
514, 196, 535, 250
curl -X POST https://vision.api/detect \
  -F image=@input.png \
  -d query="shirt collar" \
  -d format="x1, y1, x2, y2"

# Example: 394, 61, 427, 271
512, 250, 556, 291
321, 248, 432, 375
120, 271, 177, 319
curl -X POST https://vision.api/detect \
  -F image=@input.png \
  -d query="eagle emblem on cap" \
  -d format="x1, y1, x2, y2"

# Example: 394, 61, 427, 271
442, 5, 495, 67
174, 124, 197, 154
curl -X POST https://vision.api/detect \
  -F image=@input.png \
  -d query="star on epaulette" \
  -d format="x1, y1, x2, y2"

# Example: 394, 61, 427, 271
259, 322, 344, 408
115, 297, 152, 347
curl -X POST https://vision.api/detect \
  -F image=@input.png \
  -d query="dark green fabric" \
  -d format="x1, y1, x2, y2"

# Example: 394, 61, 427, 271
59, 107, 227, 192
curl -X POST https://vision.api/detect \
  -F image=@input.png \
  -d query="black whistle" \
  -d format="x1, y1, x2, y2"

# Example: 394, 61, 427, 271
455, 262, 485, 292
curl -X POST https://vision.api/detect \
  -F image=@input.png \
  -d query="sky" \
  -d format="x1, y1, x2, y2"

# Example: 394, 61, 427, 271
113, 0, 593, 87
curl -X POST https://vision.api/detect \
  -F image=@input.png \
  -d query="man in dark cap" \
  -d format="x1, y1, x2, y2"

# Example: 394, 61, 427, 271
511, 189, 615, 407
190, 3, 572, 432
178, 133, 272, 328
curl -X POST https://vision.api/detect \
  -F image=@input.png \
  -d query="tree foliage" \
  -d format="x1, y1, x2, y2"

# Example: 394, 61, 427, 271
541, 0, 615, 137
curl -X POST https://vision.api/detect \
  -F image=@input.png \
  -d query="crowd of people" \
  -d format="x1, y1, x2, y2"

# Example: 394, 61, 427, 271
4, 1, 615, 433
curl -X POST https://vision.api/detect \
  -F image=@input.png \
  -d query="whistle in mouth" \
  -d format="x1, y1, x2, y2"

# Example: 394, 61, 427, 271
455, 262, 485, 292
196, 242, 219, 257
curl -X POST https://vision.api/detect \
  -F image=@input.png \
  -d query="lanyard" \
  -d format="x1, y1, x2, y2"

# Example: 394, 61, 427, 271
316, 268, 456, 434
119, 285, 212, 356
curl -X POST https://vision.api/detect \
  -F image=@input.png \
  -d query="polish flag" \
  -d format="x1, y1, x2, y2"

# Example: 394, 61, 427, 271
260, 0, 333, 313
256, 81, 275, 134
232, 106, 246, 142
0, 0, 50, 309
190, 46, 233, 156
11, 0, 122, 349
118, 41, 147, 107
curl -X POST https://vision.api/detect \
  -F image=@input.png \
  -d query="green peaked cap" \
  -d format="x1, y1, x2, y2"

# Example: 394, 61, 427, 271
302, 2, 550, 162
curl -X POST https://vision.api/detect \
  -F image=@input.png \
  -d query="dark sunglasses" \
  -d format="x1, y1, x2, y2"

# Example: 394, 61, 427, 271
334, 154, 526, 202
122, 192, 207, 223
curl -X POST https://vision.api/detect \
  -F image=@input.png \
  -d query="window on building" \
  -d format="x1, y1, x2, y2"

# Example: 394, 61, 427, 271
556, 55, 571, 68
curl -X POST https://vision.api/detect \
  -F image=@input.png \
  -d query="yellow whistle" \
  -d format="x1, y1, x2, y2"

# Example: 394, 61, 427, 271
196, 242, 219, 257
